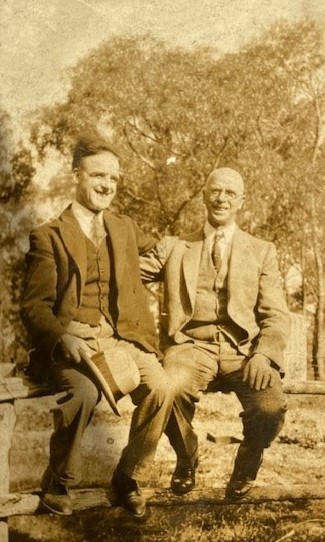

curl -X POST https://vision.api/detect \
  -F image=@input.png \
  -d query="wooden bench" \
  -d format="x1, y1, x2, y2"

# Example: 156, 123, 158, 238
0, 363, 65, 541
1, 361, 325, 541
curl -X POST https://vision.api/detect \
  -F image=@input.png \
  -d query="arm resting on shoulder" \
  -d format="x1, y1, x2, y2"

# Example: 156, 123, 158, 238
140, 236, 178, 282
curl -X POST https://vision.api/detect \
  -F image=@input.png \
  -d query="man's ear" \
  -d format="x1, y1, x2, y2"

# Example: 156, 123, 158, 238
202, 188, 208, 206
72, 168, 79, 185
238, 194, 246, 209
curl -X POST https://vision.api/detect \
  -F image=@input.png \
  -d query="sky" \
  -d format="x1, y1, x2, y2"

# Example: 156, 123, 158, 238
1, 0, 325, 136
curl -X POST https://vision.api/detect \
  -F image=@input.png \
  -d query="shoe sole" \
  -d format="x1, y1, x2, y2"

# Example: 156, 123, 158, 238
131, 510, 147, 521
111, 474, 146, 520
114, 497, 147, 520
41, 498, 73, 516
170, 484, 195, 495
225, 487, 253, 500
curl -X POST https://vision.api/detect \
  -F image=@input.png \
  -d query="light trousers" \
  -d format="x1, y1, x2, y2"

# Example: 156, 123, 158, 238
49, 318, 173, 485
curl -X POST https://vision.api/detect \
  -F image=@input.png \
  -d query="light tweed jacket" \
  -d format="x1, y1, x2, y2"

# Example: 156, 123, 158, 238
140, 227, 291, 371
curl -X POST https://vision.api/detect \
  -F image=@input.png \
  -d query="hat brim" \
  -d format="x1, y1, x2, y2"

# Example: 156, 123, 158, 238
82, 355, 121, 417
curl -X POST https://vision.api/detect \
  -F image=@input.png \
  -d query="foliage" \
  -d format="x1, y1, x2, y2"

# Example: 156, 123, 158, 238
0, 104, 35, 362
30, 21, 325, 242
4, 20, 325, 372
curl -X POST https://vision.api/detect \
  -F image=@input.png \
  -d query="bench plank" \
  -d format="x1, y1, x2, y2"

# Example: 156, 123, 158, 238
0, 488, 111, 517
0, 376, 62, 403
1, 375, 325, 403
283, 380, 325, 394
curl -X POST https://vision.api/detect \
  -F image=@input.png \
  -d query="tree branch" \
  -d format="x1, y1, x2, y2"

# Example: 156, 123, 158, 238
121, 186, 157, 207
311, 94, 323, 166
253, 114, 265, 147
127, 116, 159, 145
123, 124, 156, 170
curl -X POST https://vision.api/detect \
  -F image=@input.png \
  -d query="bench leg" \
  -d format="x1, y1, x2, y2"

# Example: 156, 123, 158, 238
0, 403, 17, 542
0, 520, 9, 542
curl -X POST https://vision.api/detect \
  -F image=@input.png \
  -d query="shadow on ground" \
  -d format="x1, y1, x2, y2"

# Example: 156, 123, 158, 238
9, 499, 325, 542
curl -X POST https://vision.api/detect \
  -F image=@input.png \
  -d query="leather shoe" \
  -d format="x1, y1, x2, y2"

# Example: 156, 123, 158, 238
171, 462, 197, 495
225, 476, 255, 500
111, 468, 146, 519
226, 446, 263, 500
40, 467, 72, 516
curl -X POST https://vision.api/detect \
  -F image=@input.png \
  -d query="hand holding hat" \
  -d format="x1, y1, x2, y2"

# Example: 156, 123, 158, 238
81, 347, 141, 416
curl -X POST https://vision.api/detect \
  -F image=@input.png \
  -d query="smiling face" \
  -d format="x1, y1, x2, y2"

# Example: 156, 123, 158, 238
203, 168, 245, 228
74, 151, 120, 212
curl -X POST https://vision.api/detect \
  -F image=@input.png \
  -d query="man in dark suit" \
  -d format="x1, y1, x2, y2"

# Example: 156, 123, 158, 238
20, 135, 173, 518
140, 167, 291, 499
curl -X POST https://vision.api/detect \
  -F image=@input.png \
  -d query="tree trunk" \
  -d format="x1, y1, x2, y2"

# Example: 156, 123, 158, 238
301, 238, 308, 316
310, 91, 325, 380
311, 195, 325, 380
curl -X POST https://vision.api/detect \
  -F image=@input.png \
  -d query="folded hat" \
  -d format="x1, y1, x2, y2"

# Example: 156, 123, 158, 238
83, 348, 140, 416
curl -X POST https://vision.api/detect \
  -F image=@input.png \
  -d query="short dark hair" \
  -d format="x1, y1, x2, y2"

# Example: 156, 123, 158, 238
72, 134, 120, 170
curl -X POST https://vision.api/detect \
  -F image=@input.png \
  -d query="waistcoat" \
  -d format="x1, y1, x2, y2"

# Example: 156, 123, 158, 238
192, 239, 231, 324
76, 236, 113, 326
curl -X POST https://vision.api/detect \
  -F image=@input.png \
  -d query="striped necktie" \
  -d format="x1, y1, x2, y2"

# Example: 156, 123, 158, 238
211, 231, 223, 271
91, 214, 106, 248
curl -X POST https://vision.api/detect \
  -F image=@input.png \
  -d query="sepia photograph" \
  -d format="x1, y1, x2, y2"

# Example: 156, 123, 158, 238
1, 1, 325, 540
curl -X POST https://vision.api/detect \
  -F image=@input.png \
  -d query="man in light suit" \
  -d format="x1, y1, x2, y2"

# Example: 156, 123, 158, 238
140, 167, 291, 499
20, 135, 173, 518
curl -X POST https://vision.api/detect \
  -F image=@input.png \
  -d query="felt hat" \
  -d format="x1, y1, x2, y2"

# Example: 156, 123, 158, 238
83, 348, 140, 416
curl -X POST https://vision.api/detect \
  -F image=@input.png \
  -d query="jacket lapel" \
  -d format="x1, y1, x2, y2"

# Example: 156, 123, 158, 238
103, 211, 128, 288
182, 230, 204, 310
228, 228, 251, 297
58, 206, 88, 280
182, 227, 249, 310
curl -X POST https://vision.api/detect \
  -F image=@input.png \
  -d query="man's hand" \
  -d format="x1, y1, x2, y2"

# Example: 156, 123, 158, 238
60, 333, 94, 364
243, 354, 275, 391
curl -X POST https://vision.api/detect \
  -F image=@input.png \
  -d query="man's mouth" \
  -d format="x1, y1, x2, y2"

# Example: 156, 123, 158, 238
95, 187, 112, 196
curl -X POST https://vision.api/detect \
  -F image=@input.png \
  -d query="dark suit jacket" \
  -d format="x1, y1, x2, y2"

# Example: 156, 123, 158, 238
20, 206, 159, 379
140, 227, 291, 371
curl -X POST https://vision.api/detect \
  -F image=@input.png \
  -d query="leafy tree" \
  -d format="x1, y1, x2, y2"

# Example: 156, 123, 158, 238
27, 20, 325, 378
0, 105, 35, 363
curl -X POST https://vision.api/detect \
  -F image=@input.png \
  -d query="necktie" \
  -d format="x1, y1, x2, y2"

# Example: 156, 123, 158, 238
211, 232, 223, 271
91, 214, 106, 248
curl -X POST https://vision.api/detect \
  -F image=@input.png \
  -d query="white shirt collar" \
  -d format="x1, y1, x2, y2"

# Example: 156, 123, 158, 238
204, 220, 237, 244
71, 201, 104, 238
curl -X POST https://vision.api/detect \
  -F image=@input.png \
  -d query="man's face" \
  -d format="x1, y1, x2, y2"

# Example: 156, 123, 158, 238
74, 151, 120, 212
203, 170, 245, 227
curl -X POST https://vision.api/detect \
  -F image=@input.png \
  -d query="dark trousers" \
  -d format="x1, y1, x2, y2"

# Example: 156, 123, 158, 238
49, 337, 173, 486
163, 340, 287, 478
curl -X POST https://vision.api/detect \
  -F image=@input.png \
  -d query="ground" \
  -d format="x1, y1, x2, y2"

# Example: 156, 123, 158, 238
8, 391, 325, 541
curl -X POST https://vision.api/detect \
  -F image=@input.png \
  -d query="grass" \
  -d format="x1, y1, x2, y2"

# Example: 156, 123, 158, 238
10, 501, 325, 541
8, 391, 325, 541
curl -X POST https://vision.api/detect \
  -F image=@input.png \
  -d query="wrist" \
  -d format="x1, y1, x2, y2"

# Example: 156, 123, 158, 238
252, 352, 271, 364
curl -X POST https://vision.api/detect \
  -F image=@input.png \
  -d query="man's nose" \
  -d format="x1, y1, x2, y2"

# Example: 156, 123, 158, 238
101, 178, 115, 187
217, 190, 227, 201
